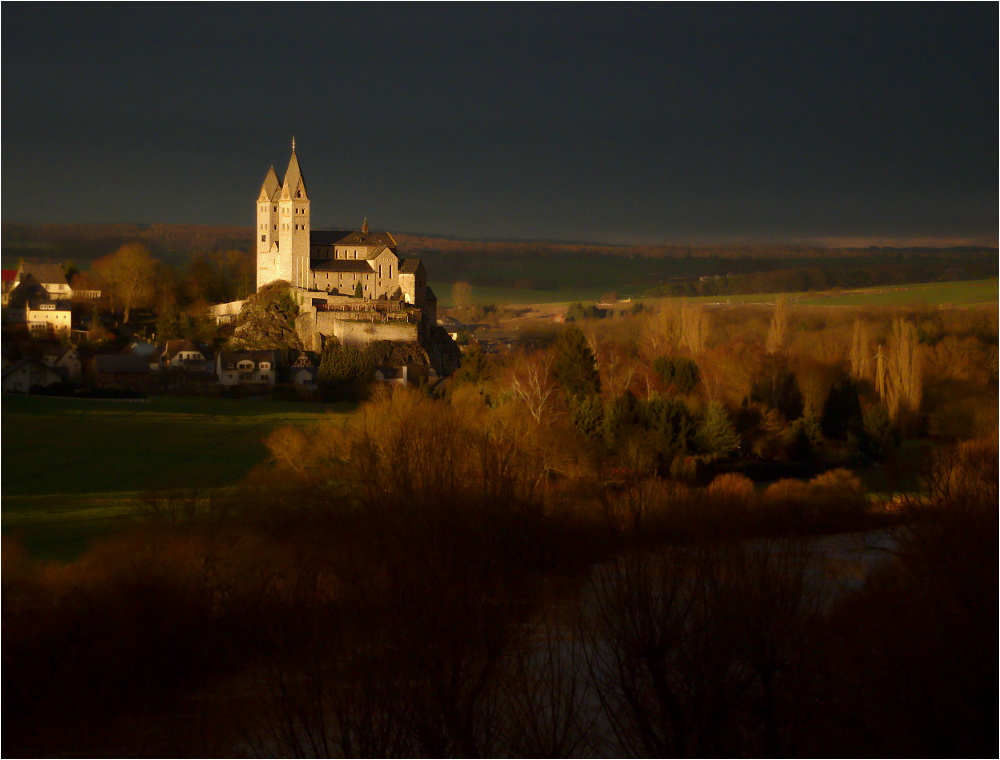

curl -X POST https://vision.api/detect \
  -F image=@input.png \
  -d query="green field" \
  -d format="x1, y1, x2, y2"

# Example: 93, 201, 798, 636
2, 395, 352, 560
794, 279, 998, 307
649, 279, 998, 308
431, 282, 610, 307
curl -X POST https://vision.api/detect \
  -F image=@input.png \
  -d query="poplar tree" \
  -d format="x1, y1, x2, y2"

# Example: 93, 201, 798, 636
765, 298, 788, 356
680, 301, 709, 355
886, 318, 922, 426
849, 320, 872, 380
452, 281, 473, 311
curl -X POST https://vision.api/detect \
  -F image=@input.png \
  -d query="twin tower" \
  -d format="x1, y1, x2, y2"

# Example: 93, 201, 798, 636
255, 141, 311, 291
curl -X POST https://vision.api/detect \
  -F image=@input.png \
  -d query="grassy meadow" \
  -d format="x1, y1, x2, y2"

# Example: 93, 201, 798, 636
1, 394, 352, 559
794, 278, 999, 306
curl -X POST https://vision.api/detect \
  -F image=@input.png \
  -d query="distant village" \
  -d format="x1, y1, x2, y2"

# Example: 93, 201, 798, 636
0, 257, 442, 397
2, 144, 462, 399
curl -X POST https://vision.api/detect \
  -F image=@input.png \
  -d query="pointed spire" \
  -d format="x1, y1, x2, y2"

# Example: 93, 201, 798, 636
362, 217, 369, 235
258, 165, 280, 202
281, 144, 307, 200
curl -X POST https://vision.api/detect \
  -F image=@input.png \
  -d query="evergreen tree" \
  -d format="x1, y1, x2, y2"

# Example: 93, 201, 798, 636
641, 394, 696, 456
857, 403, 901, 462
551, 326, 601, 399
354, 280, 364, 298
697, 401, 740, 458
453, 342, 490, 386
155, 301, 183, 340
603, 390, 641, 447
821, 377, 864, 440
570, 394, 604, 438
653, 356, 700, 394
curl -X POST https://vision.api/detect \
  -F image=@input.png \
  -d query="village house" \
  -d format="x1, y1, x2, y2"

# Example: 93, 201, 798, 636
1, 357, 63, 393
1, 269, 18, 306
40, 345, 83, 382
216, 350, 276, 387
126, 339, 164, 371
290, 352, 317, 388
216, 350, 276, 386
17, 262, 73, 299
92, 354, 152, 390
158, 340, 211, 372
5, 276, 73, 337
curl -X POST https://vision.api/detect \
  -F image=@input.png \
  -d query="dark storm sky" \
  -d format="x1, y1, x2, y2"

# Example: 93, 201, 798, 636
2, 4, 997, 245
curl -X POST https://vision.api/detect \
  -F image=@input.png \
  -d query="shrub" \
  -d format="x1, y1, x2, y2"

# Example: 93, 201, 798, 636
761, 468, 868, 530
669, 455, 715, 486
706, 472, 757, 507
318, 342, 374, 401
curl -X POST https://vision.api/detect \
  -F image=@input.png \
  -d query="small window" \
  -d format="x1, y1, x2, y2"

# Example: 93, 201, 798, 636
261, 235, 266, 242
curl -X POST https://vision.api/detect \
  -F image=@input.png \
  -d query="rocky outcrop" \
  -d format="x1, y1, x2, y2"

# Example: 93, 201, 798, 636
228, 281, 303, 351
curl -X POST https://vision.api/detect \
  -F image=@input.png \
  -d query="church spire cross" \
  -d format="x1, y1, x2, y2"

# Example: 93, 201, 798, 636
291, 136, 296, 153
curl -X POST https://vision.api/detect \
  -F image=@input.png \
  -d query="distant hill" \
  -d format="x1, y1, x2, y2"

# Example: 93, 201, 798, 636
1, 223, 255, 267
392, 232, 997, 263
3, 222, 995, 269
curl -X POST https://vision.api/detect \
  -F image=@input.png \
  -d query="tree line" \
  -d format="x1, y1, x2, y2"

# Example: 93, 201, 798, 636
73, 242, 253, 339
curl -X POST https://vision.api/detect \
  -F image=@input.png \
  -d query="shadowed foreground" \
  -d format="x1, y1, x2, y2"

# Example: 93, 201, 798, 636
3, 393, 996, 757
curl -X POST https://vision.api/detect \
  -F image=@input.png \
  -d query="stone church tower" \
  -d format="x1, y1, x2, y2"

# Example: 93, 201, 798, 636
256, 140, 311, 291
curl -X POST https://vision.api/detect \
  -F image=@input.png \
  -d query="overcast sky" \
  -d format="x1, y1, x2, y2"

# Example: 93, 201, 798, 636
2, 4, 996, 245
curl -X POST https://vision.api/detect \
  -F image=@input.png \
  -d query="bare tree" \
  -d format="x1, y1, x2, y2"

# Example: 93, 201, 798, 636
585, 539, 824, 757
595, 339, 640, 399
497, 613, 601, 757
507, 350, 562, 424
91, 242, 157, 324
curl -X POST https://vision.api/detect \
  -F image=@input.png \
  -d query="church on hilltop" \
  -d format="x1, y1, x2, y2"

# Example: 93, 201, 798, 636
251, 142, 454, 370
255, 141, 431, 312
